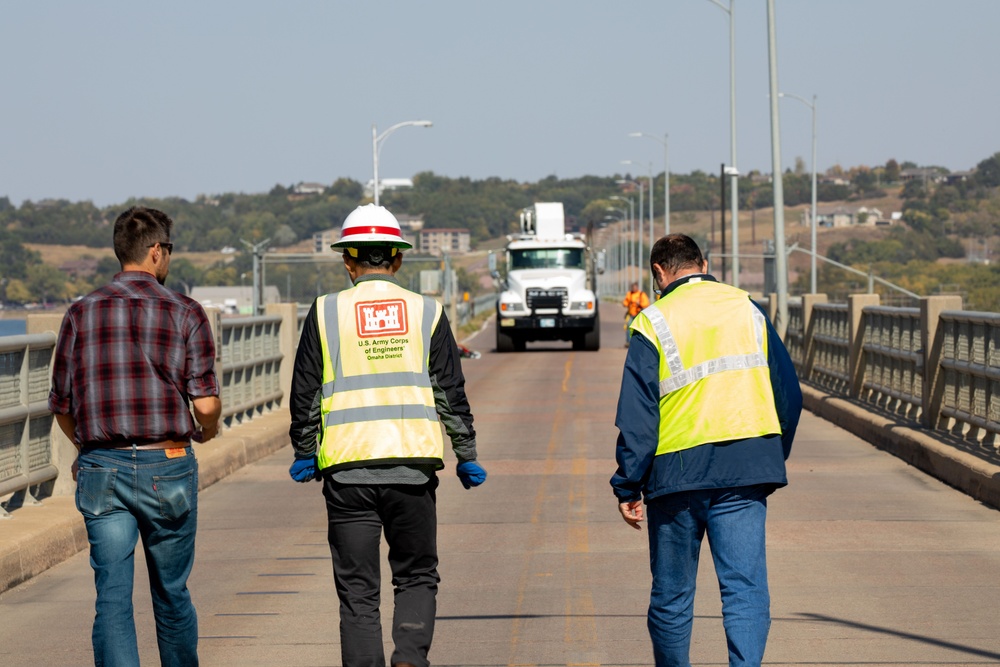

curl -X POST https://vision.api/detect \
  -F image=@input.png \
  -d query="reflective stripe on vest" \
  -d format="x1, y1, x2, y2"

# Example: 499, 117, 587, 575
643, 304, 768, 396
316, 282, 444, 471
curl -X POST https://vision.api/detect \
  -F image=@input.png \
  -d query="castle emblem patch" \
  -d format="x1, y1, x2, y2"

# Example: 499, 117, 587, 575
356, 299, 409, 337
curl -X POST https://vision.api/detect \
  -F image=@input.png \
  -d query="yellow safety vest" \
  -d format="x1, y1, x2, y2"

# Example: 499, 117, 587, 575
629, 279, 781, 456
315, 280, 445, 472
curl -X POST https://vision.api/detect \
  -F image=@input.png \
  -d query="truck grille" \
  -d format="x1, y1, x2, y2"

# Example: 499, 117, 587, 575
526, 287, 568, 310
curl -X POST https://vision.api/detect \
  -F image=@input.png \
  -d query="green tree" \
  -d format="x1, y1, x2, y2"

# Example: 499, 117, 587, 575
329, 178, 364, 200
4, 278, 31, 303
975, 152, 1000, 188
884, 159, 901, 183
165, 258, 203, 296
26, 264, 70, 303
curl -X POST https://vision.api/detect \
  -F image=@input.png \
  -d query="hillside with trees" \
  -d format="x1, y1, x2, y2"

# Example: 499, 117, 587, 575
2, 151, 999, 310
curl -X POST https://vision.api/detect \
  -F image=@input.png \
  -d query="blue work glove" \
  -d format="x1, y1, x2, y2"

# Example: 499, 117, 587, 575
456, 461, 487, 489
289, 456, 320, 482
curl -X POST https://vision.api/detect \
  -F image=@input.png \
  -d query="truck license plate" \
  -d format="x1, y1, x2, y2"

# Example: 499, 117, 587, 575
539, 318, 556, 328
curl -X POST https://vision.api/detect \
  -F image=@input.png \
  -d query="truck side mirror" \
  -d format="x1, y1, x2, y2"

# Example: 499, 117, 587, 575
488, 251, 499, 280
596, 249, 606, 275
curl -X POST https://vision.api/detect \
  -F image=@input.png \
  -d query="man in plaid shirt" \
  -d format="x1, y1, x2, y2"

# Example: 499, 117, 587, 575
49, 206, 221, 667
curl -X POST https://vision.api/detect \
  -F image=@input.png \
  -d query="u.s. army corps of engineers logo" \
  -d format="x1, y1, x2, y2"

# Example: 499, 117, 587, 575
356, 299, 409, 337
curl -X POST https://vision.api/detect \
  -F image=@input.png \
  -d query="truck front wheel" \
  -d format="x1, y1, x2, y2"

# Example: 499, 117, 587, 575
581, 314, 601, 351
497, 329, 515, 353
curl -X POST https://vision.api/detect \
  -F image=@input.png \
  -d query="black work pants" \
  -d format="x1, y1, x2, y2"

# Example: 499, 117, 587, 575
322, 477, 440, 667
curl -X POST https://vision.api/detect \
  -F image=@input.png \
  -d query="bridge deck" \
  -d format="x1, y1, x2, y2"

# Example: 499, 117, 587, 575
3, 318, 1000, 666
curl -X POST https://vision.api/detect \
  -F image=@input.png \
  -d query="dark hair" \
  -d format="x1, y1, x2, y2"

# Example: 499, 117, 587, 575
649, 234, 705, 275
345, 245, 397, 270
113, 206, 173, 266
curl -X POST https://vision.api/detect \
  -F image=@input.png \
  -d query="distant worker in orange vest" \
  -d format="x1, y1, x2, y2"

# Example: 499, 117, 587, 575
623, 281, 650, 347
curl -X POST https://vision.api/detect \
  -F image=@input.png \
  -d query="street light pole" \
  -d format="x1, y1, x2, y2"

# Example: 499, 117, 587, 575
618, 171, 645, 286
628, 132, 670, 236
371, 119, 432, 206
780, 92, 818, 294
766, 0, 789, 336
706, 0, 740, 288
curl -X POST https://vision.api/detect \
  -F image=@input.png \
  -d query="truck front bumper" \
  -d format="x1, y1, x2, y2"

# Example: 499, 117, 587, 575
497, 312, 597, 340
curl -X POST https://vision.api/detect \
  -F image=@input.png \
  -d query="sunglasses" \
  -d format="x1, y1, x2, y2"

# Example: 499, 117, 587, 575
148, 242, 173, 255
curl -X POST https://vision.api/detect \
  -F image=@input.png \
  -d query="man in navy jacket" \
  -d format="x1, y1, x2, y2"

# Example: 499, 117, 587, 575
611, 233, 802, 666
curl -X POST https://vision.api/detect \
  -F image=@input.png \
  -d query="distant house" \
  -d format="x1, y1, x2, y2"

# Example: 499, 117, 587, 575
855, 206, 884, 225
944, 170, 975, 185
293, 182, 326, 196
60, 257, 99, 279
364, 178, 414, 199
801, 205, 890, 228
419, 228, 471, 256
313, 228, 341, 253
395, 214, 425, 233
900, 167, 944, 184
819, 175, 851, 187
803, 205, 854, 228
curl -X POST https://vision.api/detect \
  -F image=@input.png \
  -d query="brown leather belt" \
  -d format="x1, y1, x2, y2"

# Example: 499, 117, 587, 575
108, 440, 191, 451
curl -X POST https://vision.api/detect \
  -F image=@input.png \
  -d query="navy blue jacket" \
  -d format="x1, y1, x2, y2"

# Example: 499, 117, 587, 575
610, 274, 803, 503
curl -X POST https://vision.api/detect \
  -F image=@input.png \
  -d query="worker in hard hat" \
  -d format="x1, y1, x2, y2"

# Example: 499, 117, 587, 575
287, 203, 485, 667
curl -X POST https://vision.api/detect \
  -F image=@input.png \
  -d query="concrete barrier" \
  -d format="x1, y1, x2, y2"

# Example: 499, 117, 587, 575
802, 385, 1000, 510
0, 408, 291, 595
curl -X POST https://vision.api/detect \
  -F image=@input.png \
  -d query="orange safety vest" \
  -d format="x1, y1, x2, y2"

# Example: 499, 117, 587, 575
623, 290, 650, 318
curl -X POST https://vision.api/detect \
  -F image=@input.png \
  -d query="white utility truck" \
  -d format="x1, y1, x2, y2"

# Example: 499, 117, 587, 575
489, 202, 602, 352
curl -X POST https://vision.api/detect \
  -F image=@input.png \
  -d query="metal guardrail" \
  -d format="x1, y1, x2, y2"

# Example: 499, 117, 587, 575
938, 310, 1000, 443
862, 306, 923, 420
457, 293, 498, 326
810, 302, 851, 393
0, 314, 289, 515
790, 295, 1000, 447
0, 334, 58, 516
218, 315, 284, 426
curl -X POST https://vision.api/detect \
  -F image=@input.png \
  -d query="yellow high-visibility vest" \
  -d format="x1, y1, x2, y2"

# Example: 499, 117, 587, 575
316, 280, 445, 472
630, 278, 781, 455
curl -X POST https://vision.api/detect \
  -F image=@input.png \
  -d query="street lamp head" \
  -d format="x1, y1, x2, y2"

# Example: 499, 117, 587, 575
627, 132, 643, 138
415, 120, 433, 128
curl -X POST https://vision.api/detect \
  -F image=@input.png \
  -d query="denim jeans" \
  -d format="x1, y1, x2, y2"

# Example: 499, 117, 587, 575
76, 446, 199, 667
322, 478, 440, 667
645, 485, 772, 667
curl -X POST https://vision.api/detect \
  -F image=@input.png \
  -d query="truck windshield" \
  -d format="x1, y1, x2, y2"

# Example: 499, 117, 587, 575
510, 248, 584, 270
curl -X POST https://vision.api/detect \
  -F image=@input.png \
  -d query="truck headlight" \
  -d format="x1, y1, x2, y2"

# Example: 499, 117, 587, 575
500, 301, 524, 312
570, 300, 594, 311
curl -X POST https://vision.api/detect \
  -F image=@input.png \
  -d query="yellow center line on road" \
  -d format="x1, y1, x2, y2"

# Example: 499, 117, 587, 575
564, 391, 598, 661
507, 356, 574, 667
507, 354, 603, 666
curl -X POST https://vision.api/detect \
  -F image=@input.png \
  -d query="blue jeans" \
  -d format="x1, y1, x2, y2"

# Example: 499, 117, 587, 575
76, 446, 199, 667
645, 485, 772, 667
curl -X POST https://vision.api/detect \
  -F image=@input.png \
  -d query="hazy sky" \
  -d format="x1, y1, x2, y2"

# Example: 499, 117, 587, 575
2, 1, 997, 207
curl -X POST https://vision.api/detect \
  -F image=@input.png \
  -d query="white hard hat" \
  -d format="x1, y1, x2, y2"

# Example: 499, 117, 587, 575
332, 204, 412, 250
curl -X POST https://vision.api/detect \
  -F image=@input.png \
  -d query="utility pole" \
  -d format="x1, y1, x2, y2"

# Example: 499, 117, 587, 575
720, 163, 727, 283
241, 238, 271, 316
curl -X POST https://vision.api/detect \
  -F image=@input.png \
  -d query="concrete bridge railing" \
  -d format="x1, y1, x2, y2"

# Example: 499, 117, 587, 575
0, 303, 300, 515
759, 292, 1000, 508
